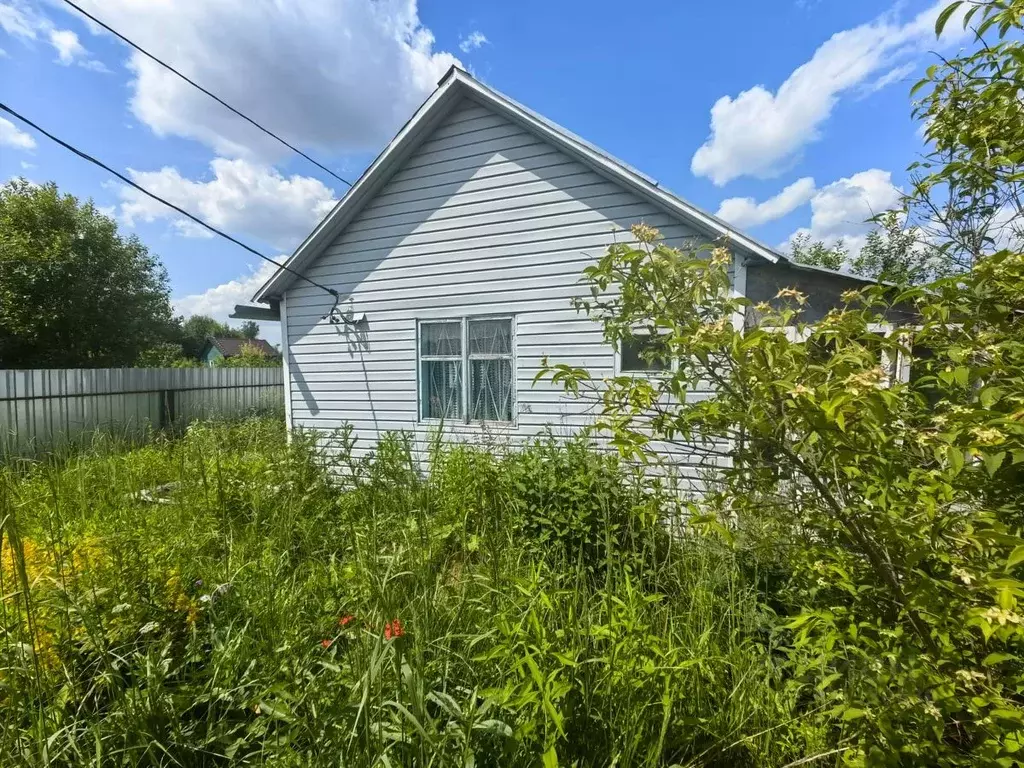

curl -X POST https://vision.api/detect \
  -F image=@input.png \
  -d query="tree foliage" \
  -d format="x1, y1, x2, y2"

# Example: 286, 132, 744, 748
788, 232, 848, 271
542, 225, 1024, 764
909, 0, 1024, 269
0, 179, 176, 368
213, 341, 281, 368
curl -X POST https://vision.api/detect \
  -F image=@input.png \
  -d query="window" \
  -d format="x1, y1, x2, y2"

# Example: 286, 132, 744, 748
619, 334, 670, 374
419, 317, 514, 422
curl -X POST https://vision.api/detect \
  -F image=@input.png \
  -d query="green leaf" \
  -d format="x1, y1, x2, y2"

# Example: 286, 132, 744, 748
1007, 545, 1024, 571
843, 707, 868, 721
935, 1, 963, 35
542, 745, 559, 768
984, 451, 1006, 477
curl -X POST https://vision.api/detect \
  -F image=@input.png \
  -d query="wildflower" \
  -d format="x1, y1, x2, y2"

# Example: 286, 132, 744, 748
774, 287, 807, 305
952, 566, 974, 586
193, 579, 204, 589
384, 619, 405, 640
846, 366, 887, 390
840, 289, 861, 304
789, 384, 811, 397
982, 607, 1022, 626
320, 638, 333, 649
630, 223, 660, 243
971, 426, 1004, 446
339, 614, 354, 628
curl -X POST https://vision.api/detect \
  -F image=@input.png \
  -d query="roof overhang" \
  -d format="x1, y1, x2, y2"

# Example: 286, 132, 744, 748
253, 67, 783, 304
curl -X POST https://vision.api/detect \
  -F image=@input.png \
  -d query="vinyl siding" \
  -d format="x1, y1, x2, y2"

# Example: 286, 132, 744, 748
284, 97, 729, 491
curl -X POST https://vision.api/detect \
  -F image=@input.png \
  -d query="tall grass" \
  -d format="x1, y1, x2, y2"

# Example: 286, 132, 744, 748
0, 417, 827, 766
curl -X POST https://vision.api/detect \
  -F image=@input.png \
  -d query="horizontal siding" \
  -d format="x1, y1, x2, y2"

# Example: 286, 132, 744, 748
285, 95, 725, 484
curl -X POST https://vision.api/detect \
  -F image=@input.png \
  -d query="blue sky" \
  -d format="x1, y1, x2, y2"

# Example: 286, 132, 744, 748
0, 0, 968, 342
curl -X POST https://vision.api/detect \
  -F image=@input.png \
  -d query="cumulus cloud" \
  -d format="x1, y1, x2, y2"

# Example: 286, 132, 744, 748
65, 0, 460, 159
783, 169, 902, 254
0, 116, 35, 150
118, 158, 338, 251
173, 261, 281, 345
716, 177, 816, 228
459, 31, 488, 53
691, 1, 968, 185
0, 0, 107, 70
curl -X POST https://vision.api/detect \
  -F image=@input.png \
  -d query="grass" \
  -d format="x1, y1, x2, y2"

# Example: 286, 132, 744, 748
0, 416, 829, 766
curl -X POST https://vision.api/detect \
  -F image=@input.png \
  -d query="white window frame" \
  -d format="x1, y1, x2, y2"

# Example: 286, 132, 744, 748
615, 327, 676, 377
416, 315, 516, 424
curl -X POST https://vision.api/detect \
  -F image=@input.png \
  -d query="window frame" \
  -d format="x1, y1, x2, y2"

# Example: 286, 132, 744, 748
416, 315, 517, 425
615, 327, 676, 377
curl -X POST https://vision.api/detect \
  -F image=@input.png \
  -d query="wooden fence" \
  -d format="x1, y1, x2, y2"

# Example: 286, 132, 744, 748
0, 367, 284, 457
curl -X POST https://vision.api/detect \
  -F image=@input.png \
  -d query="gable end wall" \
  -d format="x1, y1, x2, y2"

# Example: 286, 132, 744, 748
283, 97, 731, 488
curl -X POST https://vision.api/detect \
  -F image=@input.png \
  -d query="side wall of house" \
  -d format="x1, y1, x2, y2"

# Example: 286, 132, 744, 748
282, 96, 729, 490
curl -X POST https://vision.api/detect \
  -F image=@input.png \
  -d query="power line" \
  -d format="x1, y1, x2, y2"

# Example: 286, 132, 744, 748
58, 0, 355, 189
0, 102, 339, 300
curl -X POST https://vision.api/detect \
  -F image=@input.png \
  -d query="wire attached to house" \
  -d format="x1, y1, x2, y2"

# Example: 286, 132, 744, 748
57, 0, 355, 189
0, 103, 340, 301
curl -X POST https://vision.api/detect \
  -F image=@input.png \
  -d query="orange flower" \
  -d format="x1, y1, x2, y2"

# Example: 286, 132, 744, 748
339, 614, 354, 628
320, 638, 332, 649
384, 619, 404, 640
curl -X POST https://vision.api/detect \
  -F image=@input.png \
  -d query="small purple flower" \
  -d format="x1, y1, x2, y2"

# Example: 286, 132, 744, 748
193, 579, 204, 589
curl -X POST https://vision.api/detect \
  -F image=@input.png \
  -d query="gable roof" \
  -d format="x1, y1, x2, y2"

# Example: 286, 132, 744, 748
205, 337, 279, 358
253, 66, 783, 304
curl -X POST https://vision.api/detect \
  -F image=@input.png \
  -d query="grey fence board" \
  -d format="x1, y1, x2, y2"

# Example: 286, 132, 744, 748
0, 367, 284, 456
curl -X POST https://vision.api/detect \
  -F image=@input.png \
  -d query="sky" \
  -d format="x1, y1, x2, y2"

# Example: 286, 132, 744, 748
0, 0, 972, 345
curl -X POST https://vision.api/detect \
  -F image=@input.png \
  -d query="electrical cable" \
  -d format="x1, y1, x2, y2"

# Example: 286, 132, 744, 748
57, 0, 355, 189
0, 102, 340, 300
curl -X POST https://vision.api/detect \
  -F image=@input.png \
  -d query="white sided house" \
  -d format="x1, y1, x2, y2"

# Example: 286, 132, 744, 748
248, 67, 866, 487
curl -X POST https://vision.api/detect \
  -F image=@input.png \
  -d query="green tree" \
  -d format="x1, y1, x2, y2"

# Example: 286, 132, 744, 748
213, 341, 281, 368
542, 225, 1024, 764
179, 314, 243, 359
788, 232, 848, 271
0, 179, 176, 368
850, 210, 943, 284
908, 0, 1024, 270
239, 320, 260, 340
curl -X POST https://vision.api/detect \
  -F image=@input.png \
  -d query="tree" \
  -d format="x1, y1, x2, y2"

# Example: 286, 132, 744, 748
0, 179, 176, 368
849, 210, 945, 284
239, 320, 260, 340
179, 314, 244, 360
213, 341, 281, 368
788, 232, 848, 271
542, 225, 1024, 764
908, 0, 1024, 270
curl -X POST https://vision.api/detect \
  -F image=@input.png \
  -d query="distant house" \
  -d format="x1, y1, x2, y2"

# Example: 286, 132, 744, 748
247, 66, 876, 490
200, 337, 279, 367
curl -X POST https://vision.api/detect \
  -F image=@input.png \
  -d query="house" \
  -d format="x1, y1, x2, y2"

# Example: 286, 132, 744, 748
248, 67, 871, 487
200, 337, 279, 367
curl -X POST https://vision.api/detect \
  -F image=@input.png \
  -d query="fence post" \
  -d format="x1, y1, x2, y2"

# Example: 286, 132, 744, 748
159, 389, 177, 429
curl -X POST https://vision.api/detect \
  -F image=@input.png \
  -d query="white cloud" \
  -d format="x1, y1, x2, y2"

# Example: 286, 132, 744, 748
783, 168, 902, 254
173, 261, 281, 345
716, 176, 816, 228
459, 31, 488, 53
66, 0, 460, 159
0, 1, 39, 39
49, 28, 84, 64
118, 158, 338, 251
691, 1, 968, 185
0, 1, 107, 70
0, 116, 35, 150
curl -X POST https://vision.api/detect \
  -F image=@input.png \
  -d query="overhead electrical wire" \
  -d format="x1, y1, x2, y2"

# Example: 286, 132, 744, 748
58, 0, 355, 189
0, 103, 340, 300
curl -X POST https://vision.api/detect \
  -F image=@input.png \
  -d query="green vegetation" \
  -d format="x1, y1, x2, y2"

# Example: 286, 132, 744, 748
0, 180, 178, 369
1, 417, 819, 766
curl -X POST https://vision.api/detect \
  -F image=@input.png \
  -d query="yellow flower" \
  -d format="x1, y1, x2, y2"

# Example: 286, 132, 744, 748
846, 366, 887, 390
971, 426, 1004, 446
630, 223, 661, 243
774, 287, 808, 305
